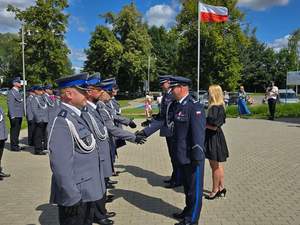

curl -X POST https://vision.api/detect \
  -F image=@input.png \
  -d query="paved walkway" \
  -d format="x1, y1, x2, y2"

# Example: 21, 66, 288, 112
0, 118, 299, 225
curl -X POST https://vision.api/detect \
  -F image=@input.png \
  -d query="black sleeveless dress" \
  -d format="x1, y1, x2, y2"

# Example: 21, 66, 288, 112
205, 105, 229, 162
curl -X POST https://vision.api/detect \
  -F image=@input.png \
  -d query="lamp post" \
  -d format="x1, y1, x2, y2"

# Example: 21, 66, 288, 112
147, 55, 157, 94
21, 25, 27, 116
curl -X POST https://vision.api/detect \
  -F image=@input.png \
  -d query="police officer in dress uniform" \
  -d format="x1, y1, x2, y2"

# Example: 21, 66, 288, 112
170, 77, 206, 225
93, 78, 146, 187
43, 84, 61, 123
138, 76, 206, 225
48, 73, 104, 225
32, 85, 48, 155
26, 87, 36, 146
0, 106, 10, 180
81, 74, 117, 225
7, 77, 24, 151
140, 75, 182, 188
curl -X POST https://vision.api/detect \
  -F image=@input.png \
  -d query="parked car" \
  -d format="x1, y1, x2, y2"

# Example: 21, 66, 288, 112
190, 90, 208, 108
0, 88, 9, 96
278, 89, 299, 104
228, 92, 239, 105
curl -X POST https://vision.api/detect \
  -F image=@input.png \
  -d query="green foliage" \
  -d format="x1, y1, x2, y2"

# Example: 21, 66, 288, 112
176, 0, 246, 91
226, 103, 300, 118
84, 26, 123, 77
86, 3, 152, 92
0, 33, 22, 85
7, 0, 73, 84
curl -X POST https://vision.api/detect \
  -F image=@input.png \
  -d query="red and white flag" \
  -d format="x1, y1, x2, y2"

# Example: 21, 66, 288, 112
200, 3, 228, 23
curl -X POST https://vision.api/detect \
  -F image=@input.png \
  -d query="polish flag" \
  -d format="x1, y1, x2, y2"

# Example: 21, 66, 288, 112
200, 3, 228, 23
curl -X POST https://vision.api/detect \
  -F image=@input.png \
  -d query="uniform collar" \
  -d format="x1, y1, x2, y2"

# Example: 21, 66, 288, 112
13, 87, 19, 91
62, 102, 82, 117
87, 100, 97, 109
178, 94, 189, 104
167, 89, 172, 94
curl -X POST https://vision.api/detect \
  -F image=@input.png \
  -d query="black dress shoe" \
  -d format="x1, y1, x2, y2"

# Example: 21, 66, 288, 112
106, 183, 115, 189
34, 151, 47, 155
173, 212, 185, 219
11, 148, 21, 152
175, 220, 197, 225
18, 146, 25, 150
107, 194, 114, 199
105, 211, 116, 218
107, 180, 118, 185
163, 179, 172, 183
105, 198, 113, 203
165, 183, 182, 189
94, 218, 114, 225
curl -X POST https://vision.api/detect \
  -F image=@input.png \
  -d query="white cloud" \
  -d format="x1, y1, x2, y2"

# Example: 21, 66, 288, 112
238, 0, 289, 10
70, 48, 87, 62
70, 16, 86, 33
72, 66, 83, 73
268, 35, 290, 52
0, 0, 35, 33
145, 4, 177, 28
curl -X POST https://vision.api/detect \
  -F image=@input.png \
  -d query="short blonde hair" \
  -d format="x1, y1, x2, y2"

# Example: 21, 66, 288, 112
208, 85, 225, 107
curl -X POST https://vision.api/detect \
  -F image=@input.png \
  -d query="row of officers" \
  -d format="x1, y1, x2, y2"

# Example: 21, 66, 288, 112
2, 73, 207, 225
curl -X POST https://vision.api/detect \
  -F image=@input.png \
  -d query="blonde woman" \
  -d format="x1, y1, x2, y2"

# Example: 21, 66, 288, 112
205, 85, 229, 200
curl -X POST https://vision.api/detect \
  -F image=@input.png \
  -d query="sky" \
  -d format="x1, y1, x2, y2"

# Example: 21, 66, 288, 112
0, 0, 299, 72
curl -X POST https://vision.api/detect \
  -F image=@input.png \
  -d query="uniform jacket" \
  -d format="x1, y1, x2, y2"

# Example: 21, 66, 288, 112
48, 103, 103, 206
7, 88, 24, 118
26, 94, 35, 121
85, 102, 113, 178
143, 90, 174, 137
171, 95, 206, 165
0, 107, 8, 140
106, 100, 131, 126
43, 93, 60, 123
96, 100, 136, 156
32, 95, 49, 123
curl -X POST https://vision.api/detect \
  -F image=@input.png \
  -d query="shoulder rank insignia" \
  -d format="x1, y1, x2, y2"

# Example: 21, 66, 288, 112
58, 109, 68, 118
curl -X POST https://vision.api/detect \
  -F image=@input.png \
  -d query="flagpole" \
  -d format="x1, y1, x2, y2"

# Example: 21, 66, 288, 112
197, 1, 201, 101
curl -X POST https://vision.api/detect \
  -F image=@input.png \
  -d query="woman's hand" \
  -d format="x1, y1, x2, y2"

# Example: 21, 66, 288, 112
206, 124, 218, 130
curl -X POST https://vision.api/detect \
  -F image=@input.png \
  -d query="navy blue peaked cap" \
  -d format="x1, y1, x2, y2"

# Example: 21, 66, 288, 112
99, 78, 116, 91
55, 73, 88, 89
86, 73, 101, 86
159, 75, 173, 85
12, 77, 21, 84
169, 76, 191, 87
44, 84, 53, 90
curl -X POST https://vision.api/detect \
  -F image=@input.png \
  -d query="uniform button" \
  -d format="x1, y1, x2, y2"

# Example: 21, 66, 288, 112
81, 178, 84, 181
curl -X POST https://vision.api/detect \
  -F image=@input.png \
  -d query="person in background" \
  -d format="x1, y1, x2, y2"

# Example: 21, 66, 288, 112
32, 86, 48, 155
237, 86, 251, 117
223, 91, 229, 107
156, 92, 162, 111
144, 94, 152, 119
205, 85, 229, 200
7, 77, 25, 151
26, 87, 35, 146
0, 106, 10, 180
265, 81, 279, 120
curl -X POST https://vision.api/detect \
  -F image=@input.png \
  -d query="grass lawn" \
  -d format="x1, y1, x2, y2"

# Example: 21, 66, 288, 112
118, 100, 130, 108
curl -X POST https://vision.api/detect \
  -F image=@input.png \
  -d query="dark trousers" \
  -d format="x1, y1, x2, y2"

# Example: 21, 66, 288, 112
58, 202, 93, 225
33, 122, 48, 152
27, 120, 35, 146
9, 117, 22, 150
180, 162, 205, 223
166, 137, 181, 184
93, 195, 107, 220
0, 140, 5, 164
268, 99, 276, 119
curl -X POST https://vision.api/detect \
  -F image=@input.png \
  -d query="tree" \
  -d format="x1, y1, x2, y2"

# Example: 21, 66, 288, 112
102, 3, 152, 92
84, 26, 123, 77
0, 33, 22, 85
176, 0, 247, 91
7, 0, 73, 84
148, 26, 179, 90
